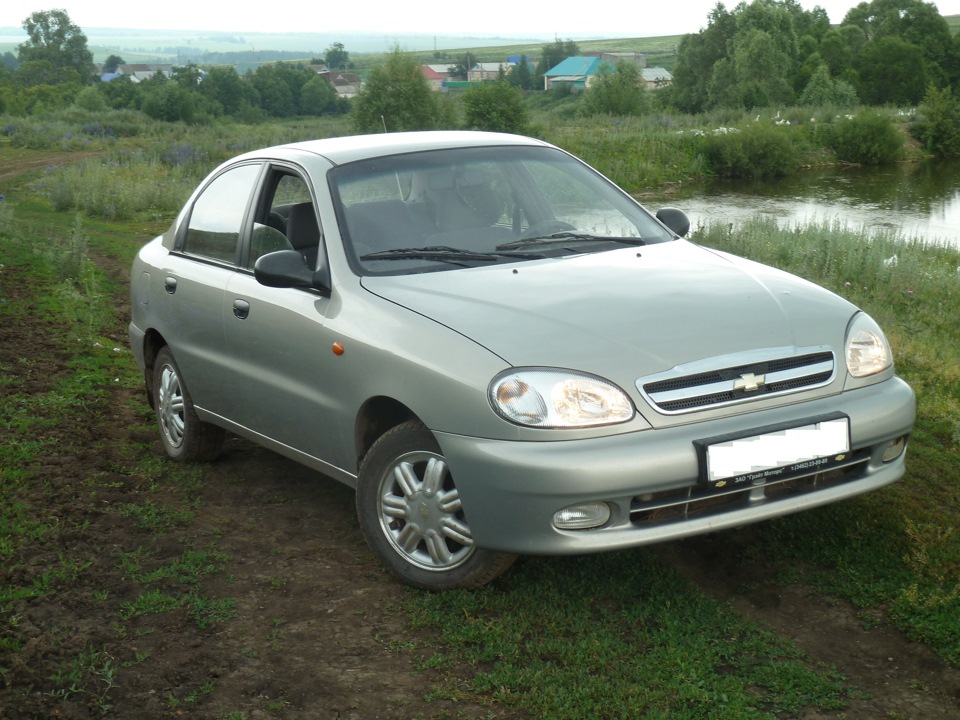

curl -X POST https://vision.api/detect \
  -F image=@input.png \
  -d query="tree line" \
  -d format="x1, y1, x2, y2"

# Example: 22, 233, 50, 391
2, 2, 959, 155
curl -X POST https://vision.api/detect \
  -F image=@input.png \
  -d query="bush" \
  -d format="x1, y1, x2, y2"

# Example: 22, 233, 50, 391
911, 86, 960, 158
462, 80, 528, 133
830, 111, 904, 165
74, 86, 107, 112
584, 62, 648, 117
699, 124, 801, 179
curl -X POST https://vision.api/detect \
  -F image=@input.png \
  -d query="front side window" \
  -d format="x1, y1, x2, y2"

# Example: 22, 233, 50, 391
330, 145, 674, 276
183, 163, 262, 263
244, 170, 321, 270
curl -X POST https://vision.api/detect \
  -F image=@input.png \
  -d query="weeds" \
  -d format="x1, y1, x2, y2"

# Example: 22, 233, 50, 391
48, 644, 118, 714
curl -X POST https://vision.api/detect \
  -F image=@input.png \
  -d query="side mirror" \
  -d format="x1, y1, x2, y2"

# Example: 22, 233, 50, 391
656, 207, 690, 238
254, 250, 330, 293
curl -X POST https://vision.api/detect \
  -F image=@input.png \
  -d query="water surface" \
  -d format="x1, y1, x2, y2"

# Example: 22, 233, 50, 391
639, 159, 960, 248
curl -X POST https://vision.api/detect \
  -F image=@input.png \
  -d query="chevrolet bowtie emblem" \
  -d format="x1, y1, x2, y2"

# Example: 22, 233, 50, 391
734, 372, 766, 392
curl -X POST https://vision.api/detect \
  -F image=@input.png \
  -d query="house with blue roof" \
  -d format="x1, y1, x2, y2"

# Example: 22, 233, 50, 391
542, 56, 609, 91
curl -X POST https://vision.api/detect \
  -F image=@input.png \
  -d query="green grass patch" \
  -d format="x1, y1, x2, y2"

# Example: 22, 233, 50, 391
406, 552, 851, 719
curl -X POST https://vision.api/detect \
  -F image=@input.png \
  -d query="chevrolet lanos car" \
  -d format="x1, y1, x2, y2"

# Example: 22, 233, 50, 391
129, 131, 916, 589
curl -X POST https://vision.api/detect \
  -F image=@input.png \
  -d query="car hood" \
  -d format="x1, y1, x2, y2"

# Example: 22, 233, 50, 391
360, 240, 857, 383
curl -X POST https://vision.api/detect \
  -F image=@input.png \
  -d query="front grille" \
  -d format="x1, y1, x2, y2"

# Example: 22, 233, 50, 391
630, 450, 868, 526
640, 350, 835, 414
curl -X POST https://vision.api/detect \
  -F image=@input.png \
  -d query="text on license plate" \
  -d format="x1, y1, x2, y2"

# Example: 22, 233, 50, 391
705, 417, 850, 487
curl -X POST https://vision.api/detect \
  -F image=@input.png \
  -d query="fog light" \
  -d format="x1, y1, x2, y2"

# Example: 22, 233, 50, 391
553, 502, 611, 530
882, 435, 908, 463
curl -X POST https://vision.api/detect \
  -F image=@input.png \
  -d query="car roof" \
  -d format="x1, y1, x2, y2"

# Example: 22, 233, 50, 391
239, 130, 553, 167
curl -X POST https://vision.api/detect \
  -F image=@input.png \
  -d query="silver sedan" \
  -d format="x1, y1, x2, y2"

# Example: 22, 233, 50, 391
129, 131, 915, 589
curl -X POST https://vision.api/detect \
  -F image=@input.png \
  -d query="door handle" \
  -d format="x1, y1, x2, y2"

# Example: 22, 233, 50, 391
232, 299, 250, 320
164, 276, 177, 294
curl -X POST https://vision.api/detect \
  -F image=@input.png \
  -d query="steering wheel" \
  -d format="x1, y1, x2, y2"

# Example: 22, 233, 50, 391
520, 220, 576, 240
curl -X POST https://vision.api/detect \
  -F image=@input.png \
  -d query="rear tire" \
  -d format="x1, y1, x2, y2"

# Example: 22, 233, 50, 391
356, 420, 516, 590
153, 347, 224, 462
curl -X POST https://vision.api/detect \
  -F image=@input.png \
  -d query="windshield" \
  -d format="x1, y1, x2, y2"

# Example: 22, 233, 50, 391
329, 145, 675, 275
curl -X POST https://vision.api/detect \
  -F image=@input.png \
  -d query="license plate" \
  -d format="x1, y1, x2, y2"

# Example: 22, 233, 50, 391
700, 416, 850, 489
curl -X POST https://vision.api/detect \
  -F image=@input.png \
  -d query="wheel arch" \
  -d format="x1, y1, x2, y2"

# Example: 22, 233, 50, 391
355, 396, 419, 470
140, 329, 169, 409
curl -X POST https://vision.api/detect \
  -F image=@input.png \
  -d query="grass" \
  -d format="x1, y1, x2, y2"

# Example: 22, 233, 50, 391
694, 217, 960, 664
405, 553, 852, 718
1, 112, 958, 716
0, 175, 238, 713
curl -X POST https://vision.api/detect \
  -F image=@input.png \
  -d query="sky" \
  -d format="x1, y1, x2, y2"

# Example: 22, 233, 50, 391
1, 0, 959, 38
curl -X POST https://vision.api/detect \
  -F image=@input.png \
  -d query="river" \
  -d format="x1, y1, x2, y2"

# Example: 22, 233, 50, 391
640, 158, 960, 249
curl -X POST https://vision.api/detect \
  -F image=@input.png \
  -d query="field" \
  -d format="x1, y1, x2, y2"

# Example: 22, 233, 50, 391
1, 113, 959, 718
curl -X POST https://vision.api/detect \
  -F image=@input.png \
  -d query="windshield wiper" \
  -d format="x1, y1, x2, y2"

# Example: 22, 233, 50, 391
360, 245, 500, 263
496, 232, 646, 251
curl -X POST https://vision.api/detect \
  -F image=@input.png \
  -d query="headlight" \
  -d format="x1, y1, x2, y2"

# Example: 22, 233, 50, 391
845, 312, 892, 378
489, 369, 635, 428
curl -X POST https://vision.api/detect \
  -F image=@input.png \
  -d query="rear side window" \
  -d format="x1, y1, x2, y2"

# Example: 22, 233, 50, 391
183, 163, 262, 263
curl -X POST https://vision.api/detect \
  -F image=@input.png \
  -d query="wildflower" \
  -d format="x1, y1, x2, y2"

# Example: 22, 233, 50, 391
844, 281, 852, 287
0, 194, 5, 201
907, 290, 914, 295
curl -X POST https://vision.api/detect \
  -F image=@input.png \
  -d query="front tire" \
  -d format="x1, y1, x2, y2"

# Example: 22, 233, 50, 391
153, 347, 224, 462
356, 421, 516, 590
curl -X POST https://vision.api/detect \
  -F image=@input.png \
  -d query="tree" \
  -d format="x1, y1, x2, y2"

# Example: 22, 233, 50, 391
17, 9, 93, 84
585, 61, 648, 116
301, 75, 338, 115
447, 52, 475, 81
911, 85, 960, 157
539, 39, 580, 75
670, 3, 737, 113
798, 64, 858, 106
843, 0, 959, 87
352, 47, 441, 133
325, 42, 350, 70
171, 63, 203, 90
249, 63, 315, 117
462, 80, 528, 132
198, 66, 247, 115
99, 73, 141, 110
854, 36, 927, 105
506, 56, 536, 90
103, 54, 124, 73
537, 38, 581, 88
141, 81, 197, 123
730, 27, 795, 107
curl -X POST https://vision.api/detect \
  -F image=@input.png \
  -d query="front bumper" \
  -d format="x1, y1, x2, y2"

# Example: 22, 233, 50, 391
437, 376, 915, 555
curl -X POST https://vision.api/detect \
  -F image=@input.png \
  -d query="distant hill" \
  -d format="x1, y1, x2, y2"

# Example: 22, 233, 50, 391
0, 27, 559, 63
2, 16, 957, 67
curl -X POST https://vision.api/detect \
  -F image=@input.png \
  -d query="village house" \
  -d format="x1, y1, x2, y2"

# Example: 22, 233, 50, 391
468, 62, 509, 82
641, 67, 673, 89
320, 71, 362, 99
542, 56, 607, 91
420, 64, 450, 91
543, 55, 672, 91
99, 64, 175, 83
